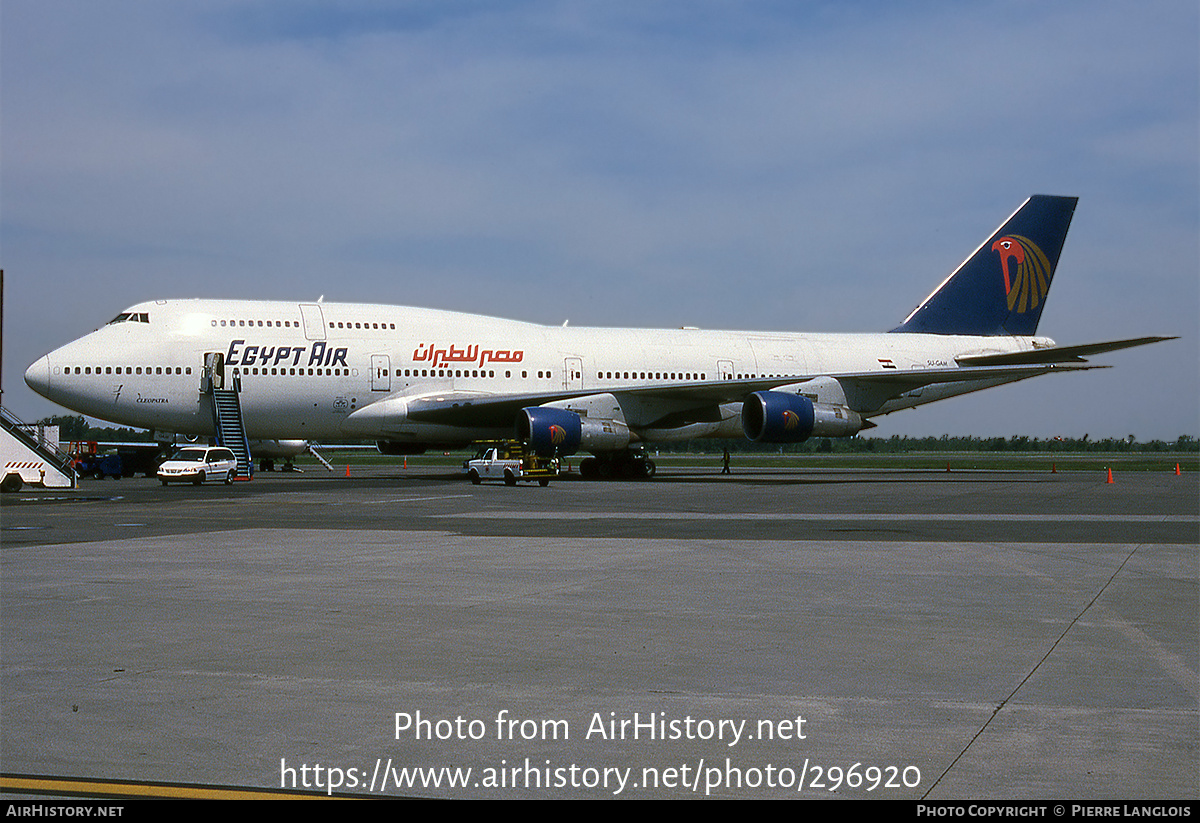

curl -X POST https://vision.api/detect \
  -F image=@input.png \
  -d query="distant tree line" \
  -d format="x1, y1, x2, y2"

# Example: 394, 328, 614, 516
38, 415, 1196, 454
37, 415, 155, 443
653, 434, 1198, 454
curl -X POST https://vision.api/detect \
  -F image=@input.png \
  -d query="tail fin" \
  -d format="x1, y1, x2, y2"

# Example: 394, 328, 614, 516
891, 195, 1078, 336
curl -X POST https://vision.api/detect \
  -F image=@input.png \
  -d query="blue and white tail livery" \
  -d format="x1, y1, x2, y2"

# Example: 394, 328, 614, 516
893, 195, 1077, 336
25, 195, 1173, 480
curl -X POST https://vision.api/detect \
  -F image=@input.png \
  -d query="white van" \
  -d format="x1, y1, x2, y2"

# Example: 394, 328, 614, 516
157, 446, 239, 485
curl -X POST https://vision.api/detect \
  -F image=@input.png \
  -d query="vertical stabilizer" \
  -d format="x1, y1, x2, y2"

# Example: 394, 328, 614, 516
891, 195, 1078, 336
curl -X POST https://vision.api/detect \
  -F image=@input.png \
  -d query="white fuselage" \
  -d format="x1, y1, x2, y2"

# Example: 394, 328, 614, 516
25, 298, 1045, 443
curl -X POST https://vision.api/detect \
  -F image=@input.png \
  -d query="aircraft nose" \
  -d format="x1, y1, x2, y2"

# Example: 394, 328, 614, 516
24, 356, 52, 397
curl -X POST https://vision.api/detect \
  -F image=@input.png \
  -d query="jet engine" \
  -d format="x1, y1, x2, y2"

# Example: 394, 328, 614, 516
517, 407, 631, 456
518, 408, 582, 456
741, 391, 864, 443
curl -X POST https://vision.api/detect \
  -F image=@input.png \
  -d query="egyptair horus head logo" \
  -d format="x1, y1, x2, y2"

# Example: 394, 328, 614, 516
549, 425, 566, 445
991, 235, 1052, 313
781, 410, 800, 430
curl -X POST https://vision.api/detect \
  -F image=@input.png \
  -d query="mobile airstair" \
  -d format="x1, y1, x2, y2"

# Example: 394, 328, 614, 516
205, 379, 253, 481
1, 406, 78, 491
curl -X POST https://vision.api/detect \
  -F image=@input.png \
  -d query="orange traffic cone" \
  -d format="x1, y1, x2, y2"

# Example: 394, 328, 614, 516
1175, 463, 1182, 476
346, 465, 351, 477
1106, 467, 1114, 484
1051, 462, 1057, 473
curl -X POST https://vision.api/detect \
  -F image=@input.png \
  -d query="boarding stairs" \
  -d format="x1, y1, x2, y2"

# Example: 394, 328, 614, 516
307, 442, 335, 472
208, 384, 253, 481
0, 406, 78, 490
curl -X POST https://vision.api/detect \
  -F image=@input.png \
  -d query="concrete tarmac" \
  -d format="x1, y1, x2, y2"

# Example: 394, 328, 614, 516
2, 466, 1196, 799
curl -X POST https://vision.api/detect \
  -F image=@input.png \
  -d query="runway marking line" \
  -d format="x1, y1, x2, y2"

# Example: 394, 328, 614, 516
361, 494, 474, 504
435, 512, 1198, 522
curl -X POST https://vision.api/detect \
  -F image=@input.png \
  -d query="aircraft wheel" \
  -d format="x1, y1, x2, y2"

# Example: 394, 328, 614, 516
468, 469, 481, 485
643, 460, 656, 478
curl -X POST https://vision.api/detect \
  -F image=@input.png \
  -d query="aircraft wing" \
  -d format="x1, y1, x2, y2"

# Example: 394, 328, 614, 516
393, 362, 1102, 428
400, 377, 796, 428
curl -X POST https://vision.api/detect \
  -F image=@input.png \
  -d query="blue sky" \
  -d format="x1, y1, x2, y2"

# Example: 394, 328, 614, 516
2, 0, 1196, 439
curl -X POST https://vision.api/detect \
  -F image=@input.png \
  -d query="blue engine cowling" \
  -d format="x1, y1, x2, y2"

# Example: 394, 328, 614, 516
742, 391, 863, 443
518, 407, 583, 456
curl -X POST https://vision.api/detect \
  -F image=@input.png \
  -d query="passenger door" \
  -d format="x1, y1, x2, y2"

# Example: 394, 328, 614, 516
370, 354, 391, 392
564, 357, 583, 391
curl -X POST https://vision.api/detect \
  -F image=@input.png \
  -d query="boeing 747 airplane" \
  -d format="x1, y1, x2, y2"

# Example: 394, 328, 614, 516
24, 195, 1171, 478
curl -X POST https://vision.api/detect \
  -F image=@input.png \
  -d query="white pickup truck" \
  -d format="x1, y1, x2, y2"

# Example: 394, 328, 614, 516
465, 442, 559, 486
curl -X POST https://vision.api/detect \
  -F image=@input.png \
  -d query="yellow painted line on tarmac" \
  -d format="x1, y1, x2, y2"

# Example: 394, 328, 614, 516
1, 773, 344, 800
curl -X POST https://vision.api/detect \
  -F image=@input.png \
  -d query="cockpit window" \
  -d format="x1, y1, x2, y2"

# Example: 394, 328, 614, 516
107, 312, 150, 325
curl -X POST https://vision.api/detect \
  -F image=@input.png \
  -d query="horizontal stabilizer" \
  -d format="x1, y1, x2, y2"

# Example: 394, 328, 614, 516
955, 336, 1176, 367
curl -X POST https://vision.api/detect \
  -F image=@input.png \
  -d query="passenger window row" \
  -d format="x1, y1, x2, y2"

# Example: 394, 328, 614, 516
64, 364, 761, 382
208, 319, 398, 330
66, 366, 191, 375
598, 371, 709, 380
329, 321, 397, 330
213, 319, 296, 328
234, 368, 348, 376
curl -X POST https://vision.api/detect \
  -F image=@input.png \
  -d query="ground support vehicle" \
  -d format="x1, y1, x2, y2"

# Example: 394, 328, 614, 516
68, 441, 171, 479
68, 442, 126, 480
157, 446, 239, 486
464, 441, 559, 486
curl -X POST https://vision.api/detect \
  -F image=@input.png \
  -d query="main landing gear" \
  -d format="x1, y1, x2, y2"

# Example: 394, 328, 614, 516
577, 450, 657, 480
